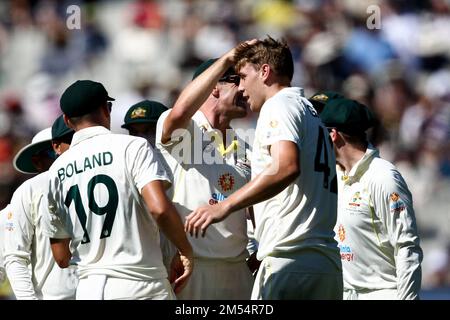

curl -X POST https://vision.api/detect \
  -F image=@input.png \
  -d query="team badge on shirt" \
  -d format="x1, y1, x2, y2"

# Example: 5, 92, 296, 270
390, 192, 406, 214
348, 191, 362, 207
130, 107, 147, 119
218, 173, 235, 192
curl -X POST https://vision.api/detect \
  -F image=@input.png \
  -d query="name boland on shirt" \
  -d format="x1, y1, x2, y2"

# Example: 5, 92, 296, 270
42, 126, 171, 281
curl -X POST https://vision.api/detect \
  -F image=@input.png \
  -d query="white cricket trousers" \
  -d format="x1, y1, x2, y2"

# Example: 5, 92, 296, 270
176, 257, 254, 300
343, 288, 398, 300
76, 275, 176, 300
251, 249, 343, 300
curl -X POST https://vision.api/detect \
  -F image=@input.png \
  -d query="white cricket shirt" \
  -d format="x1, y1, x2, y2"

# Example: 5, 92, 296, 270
251, 87, 340, 266
42, 126, 171, 281
0, 205, 9, 283
3, 173, 76, 299
156, 110, 251, 260
336, 146, 423, 299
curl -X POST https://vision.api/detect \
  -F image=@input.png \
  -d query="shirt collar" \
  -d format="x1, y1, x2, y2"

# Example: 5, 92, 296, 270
196, 111, 238, 157
70, 126, 111, 148
338, 144, 379, 184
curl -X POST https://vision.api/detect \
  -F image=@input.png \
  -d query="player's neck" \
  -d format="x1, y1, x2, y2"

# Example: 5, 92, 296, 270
338, 144, 367, 173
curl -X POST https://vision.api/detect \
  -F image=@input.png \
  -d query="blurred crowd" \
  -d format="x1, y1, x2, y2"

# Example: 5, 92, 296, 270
0, 0, 449, 298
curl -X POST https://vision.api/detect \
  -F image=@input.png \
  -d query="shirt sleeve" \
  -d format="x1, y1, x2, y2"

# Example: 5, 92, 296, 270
41, 174, 72, 239
0, 207, 8, 283
372, 169, 423, 300
127, 137, 172, 193
3, 186, 38, 299
155, 109, 195, 149
257, 97, 303, 148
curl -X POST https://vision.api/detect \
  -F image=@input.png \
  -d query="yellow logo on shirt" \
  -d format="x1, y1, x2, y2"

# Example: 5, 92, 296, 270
269, 120, 278, 128
130, 107, 147, 119
218, 173, 235, 192
7, 212, 12, 220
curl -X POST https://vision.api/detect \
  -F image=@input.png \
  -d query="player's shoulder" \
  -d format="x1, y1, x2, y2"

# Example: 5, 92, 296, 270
17, 172, 49, 191
366, 156, 409, 193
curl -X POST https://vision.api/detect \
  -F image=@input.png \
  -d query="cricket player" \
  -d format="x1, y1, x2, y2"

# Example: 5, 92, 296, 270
3, 121, 77, 300
156, 59, 254, 299
186, 37, 343, 299
319, 98, 423, 299
43, 80, 193, 300
121, 99, 173, 271
121, 100, 168, 148
0, 205, 9, 284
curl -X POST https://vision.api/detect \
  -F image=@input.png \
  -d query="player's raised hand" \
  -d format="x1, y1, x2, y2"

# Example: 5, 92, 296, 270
223, 38, 259, 65
185, 203, 229, 237
169, 251, 194, 294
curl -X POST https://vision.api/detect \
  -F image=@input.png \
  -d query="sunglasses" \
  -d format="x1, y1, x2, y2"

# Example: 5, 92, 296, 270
219, 75, 240, 85
107, 101, 113, 112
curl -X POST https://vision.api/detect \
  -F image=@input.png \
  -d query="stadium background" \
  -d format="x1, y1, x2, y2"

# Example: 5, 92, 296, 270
0, 0, 449, 299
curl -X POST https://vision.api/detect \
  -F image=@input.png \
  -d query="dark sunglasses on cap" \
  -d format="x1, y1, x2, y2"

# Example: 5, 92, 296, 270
219, 74, 240, 85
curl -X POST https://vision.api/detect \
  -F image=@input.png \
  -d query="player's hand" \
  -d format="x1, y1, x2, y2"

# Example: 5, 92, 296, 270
169, 252, 194, 294
224, 39, 259, 64
185, 203, 229, 237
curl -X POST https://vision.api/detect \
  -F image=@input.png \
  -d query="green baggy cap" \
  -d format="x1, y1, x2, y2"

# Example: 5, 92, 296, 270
52, 115, 74, 140
319, 98, 376, 135
121, 100, 168, 129
60, 80, 115, 117
308, 91, 345, 114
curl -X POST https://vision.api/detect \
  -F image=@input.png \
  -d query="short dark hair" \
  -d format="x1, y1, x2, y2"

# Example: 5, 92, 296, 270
234, 36, 294, 81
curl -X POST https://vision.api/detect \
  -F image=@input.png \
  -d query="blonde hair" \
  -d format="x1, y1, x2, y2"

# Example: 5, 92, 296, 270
234, 36, 294, 81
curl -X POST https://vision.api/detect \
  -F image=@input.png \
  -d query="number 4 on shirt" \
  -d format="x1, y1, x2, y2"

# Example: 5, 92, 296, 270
314, 127, 337, 194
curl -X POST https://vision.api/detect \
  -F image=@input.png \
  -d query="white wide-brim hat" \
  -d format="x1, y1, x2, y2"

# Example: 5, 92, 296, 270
13, 127, 52, 174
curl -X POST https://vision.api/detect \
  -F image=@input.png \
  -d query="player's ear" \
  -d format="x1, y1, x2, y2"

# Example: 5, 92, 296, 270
260, 64, 270, 81
329, 128, 338, 143
63, 114, 75, 130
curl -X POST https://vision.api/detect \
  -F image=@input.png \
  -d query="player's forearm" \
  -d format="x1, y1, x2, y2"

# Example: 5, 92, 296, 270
5, 258, 38, 300
155, 207, 193, 258
224, 162, 299, 215
161, 57, 233, 143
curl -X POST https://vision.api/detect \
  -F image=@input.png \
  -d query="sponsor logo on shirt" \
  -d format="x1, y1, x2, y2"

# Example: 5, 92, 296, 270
390, 192, 406, 214
339, 244, 354, 262
337, 224, 354, 261
209, 192, 228, 205
348, 191, 362, 207
218, 173, 235, 192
